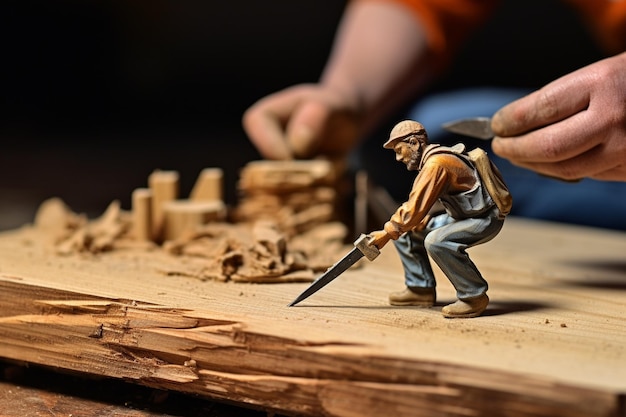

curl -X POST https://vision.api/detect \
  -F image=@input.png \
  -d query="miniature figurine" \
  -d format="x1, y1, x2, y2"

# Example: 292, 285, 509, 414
368, 120, 511, 318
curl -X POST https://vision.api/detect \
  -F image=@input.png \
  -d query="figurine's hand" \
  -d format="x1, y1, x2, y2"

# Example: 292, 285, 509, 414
491, 52, 626, 181
242, 84, 361, 160
368, 230, 391, 249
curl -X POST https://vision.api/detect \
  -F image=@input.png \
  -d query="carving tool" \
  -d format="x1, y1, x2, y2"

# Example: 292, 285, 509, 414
288, 234, 380, 306
442, 117, 494, 140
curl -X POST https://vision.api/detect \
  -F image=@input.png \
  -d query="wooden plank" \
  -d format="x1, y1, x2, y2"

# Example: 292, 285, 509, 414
0, 218, 624, 417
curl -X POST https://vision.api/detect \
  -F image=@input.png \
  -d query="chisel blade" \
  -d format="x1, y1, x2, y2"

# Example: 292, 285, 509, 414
288, 246, 364, 307
288, 234, 380, 307
442, 117, 494, 140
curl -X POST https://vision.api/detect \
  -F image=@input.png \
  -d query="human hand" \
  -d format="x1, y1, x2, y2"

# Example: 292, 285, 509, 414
491, 52, 626, 181
242, 84, 361, 160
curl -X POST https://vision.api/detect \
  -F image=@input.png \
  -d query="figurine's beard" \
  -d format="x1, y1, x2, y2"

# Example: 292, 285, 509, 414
406, 148, 422, 171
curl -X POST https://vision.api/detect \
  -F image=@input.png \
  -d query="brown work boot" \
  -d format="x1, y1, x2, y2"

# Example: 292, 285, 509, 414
441, 294, 489, 318
389, 287, 435, 307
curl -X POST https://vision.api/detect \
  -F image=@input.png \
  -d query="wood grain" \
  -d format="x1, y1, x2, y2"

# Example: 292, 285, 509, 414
0, 218, 624, 417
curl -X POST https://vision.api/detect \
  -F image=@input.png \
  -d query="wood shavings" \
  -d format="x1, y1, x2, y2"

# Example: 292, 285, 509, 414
34, 198, 133, 255
161, 220, 349, 283
34, 197, 87, 244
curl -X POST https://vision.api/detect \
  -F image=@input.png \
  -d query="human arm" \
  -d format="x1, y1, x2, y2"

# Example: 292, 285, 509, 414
242, 1, 433, 160
491, 52, 626, 182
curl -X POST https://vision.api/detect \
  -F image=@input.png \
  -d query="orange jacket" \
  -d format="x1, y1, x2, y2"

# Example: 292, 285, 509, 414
383, 144, 495, 238
367, 0, 626, 65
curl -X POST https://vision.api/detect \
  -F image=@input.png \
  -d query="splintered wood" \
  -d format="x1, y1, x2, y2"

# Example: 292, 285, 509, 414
28, 161, 348, 283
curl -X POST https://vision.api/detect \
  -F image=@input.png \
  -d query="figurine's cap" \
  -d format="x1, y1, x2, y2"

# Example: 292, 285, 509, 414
383, 120, 427, 149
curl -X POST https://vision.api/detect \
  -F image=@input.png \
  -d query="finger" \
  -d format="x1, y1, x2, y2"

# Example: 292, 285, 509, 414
492, 110, 600, 163
590, 165, 626, 181
242, 108, 291, 159
242, 105, 292, 160
505, 142, 622, 181
242, 86, 314, 160
286, 101, 330, 158
492, 72, 591, 137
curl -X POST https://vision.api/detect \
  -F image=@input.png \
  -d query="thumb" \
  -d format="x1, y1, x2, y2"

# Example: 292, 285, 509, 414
286, 101, 331, 158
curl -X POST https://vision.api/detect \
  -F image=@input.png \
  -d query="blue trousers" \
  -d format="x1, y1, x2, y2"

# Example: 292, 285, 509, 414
394, 209, 504, 300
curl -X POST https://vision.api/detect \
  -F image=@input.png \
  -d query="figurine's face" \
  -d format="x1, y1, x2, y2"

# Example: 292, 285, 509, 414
394, 140, 421, 171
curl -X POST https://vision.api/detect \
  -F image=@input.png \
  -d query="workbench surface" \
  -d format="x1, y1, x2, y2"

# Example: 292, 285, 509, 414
0, 217, 624, 417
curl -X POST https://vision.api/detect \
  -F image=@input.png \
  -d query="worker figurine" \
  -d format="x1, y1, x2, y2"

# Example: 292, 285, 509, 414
368, 120, 511, 318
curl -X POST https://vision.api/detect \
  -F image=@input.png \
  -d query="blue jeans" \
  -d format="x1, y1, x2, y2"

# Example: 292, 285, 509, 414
406, 87, 626, 231
394, 209, 504, 300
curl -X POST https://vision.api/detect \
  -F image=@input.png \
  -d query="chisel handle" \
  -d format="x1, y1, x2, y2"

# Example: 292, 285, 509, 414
355, 234, 380, 261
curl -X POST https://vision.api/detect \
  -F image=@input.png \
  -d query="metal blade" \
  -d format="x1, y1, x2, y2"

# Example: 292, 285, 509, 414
288, 247, 364, 307
442, 117, 494, 140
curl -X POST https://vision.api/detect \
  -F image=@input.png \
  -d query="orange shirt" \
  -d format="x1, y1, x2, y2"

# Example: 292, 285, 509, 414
365, 0, 626, 66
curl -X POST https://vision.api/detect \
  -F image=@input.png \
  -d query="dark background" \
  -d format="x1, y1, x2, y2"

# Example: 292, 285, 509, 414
0, 0, 347, 230
0, 0, 604, 231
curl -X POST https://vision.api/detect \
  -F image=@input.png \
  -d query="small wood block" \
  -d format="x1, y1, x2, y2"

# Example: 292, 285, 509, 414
238, 160, 335, 192
190, 168, 224, 202
131, 188, 152, 241
148, 170, 180, 242
162, 200, 226, 241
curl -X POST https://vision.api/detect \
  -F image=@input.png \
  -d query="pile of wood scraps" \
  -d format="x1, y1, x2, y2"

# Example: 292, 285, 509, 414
27, 160, 350, 283
232, 159, 338, 235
